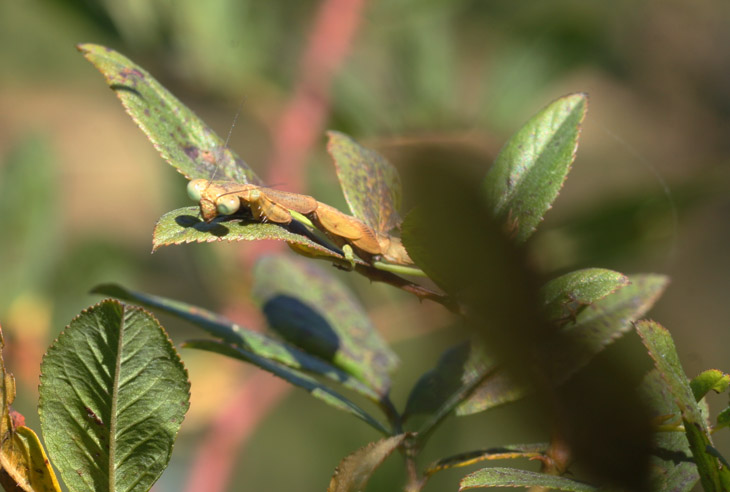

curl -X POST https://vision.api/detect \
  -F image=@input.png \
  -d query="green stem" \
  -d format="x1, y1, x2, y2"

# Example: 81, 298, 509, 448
380, 395, 403, 435
402, 434, 429, 492
289, 209, 315, 228
372, 261, 427, 277
655, 424, 686, 432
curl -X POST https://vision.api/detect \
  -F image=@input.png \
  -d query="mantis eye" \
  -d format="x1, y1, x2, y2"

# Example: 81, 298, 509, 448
187, 179, 208, 202
216, 195, 240, 215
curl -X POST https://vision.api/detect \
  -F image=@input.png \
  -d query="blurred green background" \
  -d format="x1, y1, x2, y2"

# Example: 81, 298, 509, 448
1, 0, 729, 490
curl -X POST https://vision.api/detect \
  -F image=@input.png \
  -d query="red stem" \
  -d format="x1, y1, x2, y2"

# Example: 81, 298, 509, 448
183, 372, 289, 492
266, 0, 367, 192
243, 0, 366, 264
188, 3, 369, 491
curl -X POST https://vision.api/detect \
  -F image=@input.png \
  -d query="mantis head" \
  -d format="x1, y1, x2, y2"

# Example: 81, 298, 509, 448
187, 179, 241, 222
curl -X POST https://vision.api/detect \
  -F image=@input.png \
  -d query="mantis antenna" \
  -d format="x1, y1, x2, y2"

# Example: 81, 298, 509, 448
210, 97, 246, 183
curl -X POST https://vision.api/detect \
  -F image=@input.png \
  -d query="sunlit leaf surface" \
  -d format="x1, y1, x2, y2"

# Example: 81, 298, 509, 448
459, 467, 596, 491
152, 206, 344, 260
78, 43, 261, 185
540, 268, 629, 323
39, 300, 190, 492
689, 369, 730, 402
484, 93, 587, 242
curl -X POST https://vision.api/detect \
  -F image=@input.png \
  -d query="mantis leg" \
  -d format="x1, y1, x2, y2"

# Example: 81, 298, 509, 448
341, 244, 356, 271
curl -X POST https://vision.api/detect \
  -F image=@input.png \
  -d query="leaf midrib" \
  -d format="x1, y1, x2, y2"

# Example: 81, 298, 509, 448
108, 305, 126, 491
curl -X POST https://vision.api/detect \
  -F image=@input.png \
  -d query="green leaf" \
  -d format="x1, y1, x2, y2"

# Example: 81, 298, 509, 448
636, 321, 702, 423
458, 467, 596, 491
639, 369, 699, 492
77, 43, 261, 185
327, 434, 408, 492
152, 206, 343, 260
457, 274, 668, 415
406, 341, 499, 442
682, 423, 730, 491
404, 341, 475, 419
184, 339, 388, 435
690, 369, 730, 402
404, 341, 500, 434
636, 320, 730, 491
540, 268, 629, 323
92, 283, 381, 402
38, 299, 190, 492
537, 273, 668, 385
483, 93, 587, 242
400, 207, 453, 292
252, 256, 398, 396
426, 443, 548, 476
327, 131, 402, 234
718, 407, 730, 430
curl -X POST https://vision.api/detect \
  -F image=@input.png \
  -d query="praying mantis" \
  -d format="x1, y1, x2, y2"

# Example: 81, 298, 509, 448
186, 178, 414, 267
78, 44, 438, 299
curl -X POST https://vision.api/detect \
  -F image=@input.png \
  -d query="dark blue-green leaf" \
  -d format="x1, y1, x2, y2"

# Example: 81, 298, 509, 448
404, 340, 494, 426
404, 341, 473, 419
92, 283, 381, 402
185, 339, 387, 434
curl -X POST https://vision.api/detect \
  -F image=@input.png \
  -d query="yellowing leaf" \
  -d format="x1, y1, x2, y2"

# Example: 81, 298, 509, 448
327, 434, 408, 492
0, 326, 61, 492
0, 426, 61, 492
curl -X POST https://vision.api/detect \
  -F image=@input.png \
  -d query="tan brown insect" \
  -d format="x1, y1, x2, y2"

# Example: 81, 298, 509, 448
187, 179, 413, 266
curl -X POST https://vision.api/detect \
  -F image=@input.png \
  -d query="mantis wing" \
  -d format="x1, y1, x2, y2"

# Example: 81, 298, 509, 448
258, 188, 319, 215
315, 203, 381, 255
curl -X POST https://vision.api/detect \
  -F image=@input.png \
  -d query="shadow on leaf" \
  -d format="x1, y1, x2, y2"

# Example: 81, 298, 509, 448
262, 294, 341, 364
175, 214, 231, 237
